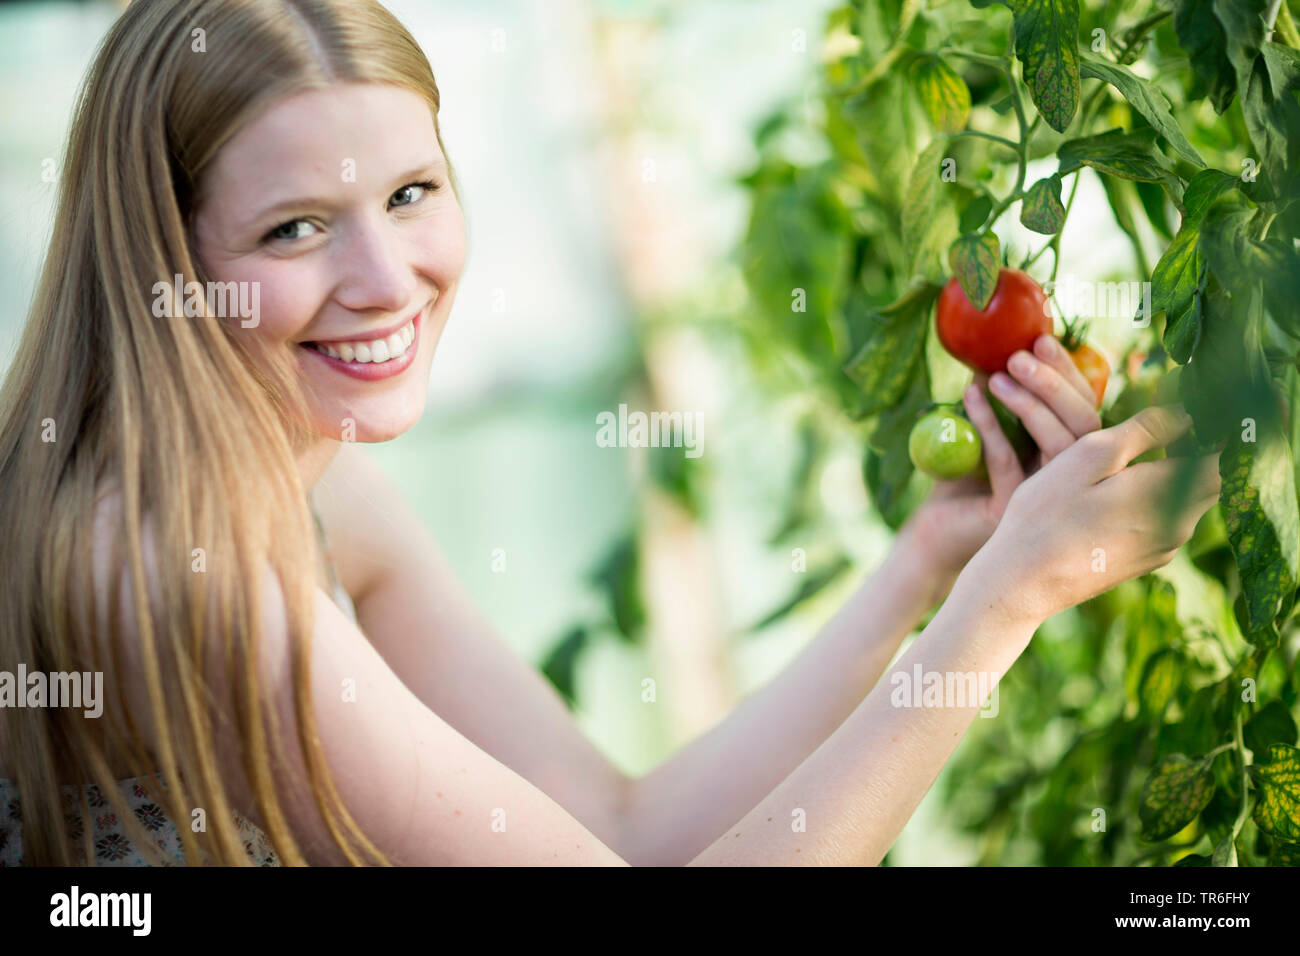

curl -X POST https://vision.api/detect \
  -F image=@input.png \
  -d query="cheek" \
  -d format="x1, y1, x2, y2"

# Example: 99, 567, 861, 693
228, 265, 326, 344
412, 207, 467, 285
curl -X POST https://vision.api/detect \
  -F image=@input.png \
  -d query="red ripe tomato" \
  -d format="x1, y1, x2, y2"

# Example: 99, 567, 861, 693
935, 268, 1052, 375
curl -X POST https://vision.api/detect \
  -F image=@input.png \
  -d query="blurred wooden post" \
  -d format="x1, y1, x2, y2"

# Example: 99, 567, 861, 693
591, 14, 738, 745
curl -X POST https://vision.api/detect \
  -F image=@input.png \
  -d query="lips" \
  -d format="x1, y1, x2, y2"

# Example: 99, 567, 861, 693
299, 303, 428, 382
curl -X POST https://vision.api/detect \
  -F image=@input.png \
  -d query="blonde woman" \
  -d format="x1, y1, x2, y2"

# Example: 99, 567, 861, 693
0, 0, 1220, 867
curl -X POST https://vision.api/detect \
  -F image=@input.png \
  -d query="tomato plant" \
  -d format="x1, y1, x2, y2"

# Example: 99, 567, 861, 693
736, 0, 1300, 865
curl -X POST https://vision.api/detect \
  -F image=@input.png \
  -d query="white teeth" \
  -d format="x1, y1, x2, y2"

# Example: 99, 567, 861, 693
309, 318, 416, 365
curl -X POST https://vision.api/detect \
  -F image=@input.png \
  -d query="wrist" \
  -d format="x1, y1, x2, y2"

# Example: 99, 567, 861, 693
884, 528, 948, 613
950, 540, 1047, 637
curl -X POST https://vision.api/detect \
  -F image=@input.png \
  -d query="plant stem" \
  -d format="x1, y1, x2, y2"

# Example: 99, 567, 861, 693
948, 129, 1021, 152
1117, 10, 1171, 64
1223, 708, 1251, 863
848, 0, 923, 94
1277, 3, 1300, 48
942, 47, 1012, 72
1206, 740, 1236, 760
985, 68, 1036, 232
1022, 171, 1082, 273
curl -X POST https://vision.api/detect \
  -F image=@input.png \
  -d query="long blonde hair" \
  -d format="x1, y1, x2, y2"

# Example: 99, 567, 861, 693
0, 0, 457, 865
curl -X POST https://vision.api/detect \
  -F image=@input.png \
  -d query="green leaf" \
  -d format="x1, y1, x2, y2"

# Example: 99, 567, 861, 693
959, 194, 994, 234
1139, 753, 1217, 842
1196, 193, 1300, 335
740, 162, 852, 367
1153, 227, 1204, 363
948, 232, 1000, 310
1211, 831, 1238, 866
911, 55, 972, 134
1171, 0, 1240, 114
1240, 42, 1300, 201
1135, 179, 1175, 241
1219, 436, 1300, 635
540, 626, 590, 707
1078, 54, 1206, 166
1012, 0, 1081, 133
902, 139, 960, 281
1250, 743, 1300, 843
1272, 840, 1300, 865
864, 367, 931, 528
843, 282, 939, 415
1180, 272, 1277, 448
748, 555, 854, 631
588, 534, 645, 642
1125, 579, 1179, 710
1019, 175, 1066, 234
1146, 170, 1236, 353
1245, 701, 1300, 756
1182, 168, 1238, 222
1139, 648, 1182, 716
1056, 127, 1182, 196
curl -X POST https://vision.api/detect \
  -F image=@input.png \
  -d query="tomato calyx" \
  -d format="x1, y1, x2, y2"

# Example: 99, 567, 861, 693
1058, 316, 1091, 353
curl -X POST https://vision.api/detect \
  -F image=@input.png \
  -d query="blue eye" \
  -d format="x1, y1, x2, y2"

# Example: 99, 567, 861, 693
267, 219, 318, 242
389, 180, 440, 208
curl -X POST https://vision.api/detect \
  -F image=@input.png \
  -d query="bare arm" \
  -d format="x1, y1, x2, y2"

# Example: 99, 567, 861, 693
688, 405, 1222, 865
688, 550, 1034, 865
622, 537, 938, 864
312, 333, 1106, 865
313, 445, 942, 864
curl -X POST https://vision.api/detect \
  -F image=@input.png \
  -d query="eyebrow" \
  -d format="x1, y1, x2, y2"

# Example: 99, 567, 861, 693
248, 157, 449, 225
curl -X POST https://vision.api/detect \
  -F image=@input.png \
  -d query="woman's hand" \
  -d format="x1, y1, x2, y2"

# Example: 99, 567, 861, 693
976, 404, 1222, 626
898, 333, 1104, 605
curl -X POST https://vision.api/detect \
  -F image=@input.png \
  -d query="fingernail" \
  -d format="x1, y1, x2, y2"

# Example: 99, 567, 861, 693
1009, 352, 1037, 376
1034, 336, 1058, 359
991, 373, 1014, 393
964, 384, 980, 403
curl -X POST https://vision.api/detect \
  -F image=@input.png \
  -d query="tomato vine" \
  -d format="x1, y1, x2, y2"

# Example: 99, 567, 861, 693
738, 0, 1300, 865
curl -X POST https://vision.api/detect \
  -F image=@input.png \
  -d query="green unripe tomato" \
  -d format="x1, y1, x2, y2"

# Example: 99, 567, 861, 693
909, 407, 983, 480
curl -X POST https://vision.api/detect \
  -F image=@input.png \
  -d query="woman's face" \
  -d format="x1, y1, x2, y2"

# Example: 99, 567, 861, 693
193, 83, 465, 443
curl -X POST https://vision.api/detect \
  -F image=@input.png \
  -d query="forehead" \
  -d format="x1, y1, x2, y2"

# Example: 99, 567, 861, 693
203, 83, 442, 199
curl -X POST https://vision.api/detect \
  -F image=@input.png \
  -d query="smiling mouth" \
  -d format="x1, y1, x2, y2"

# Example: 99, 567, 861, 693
304, 317, 417, 365
298, 295, 436, 381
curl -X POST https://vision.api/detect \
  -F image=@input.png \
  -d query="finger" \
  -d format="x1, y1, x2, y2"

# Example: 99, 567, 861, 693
1091, 404, 1194, 477
988, 370, 1076, 462
1122, 451, 1222, 542
1188, 451, 1223, 501
1031, 334, 1099, 409
963, 381, 1024, 501
1005, 347, 1103, 438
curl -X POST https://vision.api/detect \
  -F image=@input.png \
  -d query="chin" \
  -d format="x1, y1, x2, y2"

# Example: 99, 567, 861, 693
309, 396, 427, 443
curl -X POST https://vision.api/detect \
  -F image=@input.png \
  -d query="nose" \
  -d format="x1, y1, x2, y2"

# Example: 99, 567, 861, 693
332, 213, 418, 316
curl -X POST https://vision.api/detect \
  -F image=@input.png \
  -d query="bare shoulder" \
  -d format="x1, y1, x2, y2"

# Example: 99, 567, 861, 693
311, 442, 441, 603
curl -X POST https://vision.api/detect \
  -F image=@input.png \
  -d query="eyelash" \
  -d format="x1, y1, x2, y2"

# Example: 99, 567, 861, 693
264, 179, 443, 243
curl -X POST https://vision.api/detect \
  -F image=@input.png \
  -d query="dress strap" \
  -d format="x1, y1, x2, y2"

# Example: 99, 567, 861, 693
308, 493, 358, 623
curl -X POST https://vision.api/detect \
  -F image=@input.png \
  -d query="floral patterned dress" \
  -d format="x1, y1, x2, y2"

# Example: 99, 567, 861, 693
1, 502, 356, 866
0, 774, 280, 866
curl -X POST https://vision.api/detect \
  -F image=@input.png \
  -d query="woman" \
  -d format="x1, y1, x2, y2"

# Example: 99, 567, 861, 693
0, 0, 1220, 866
